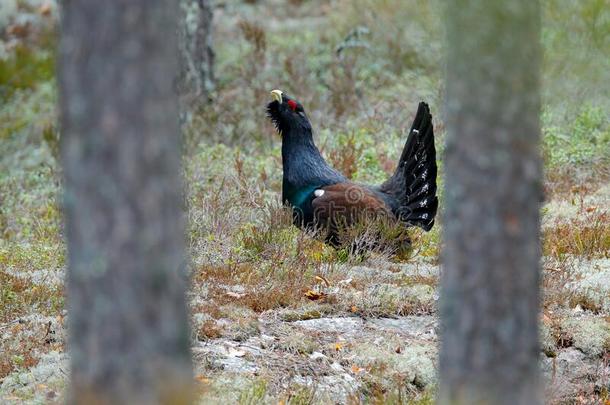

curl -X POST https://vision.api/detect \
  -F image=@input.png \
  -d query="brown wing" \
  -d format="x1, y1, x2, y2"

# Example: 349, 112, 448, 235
311, 183, 391, 228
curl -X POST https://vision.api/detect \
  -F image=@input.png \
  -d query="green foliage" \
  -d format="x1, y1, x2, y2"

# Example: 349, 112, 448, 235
0, 81, 56, 141
284, 385, 316, 405
238, 379, 268, 405
542, 0, 610, 117
0, 45, 55, 102
237, 215, 299, 260
543, 105, 610, 168
320, 128, 392, 184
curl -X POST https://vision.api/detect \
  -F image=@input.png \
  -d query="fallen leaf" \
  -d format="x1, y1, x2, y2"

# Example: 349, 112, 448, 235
194, 374, 210, 384
305, 290, 324, 300
334, 342, 344, 351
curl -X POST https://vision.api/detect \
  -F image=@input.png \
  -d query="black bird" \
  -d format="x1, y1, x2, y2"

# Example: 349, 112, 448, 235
267, 89, 438, 247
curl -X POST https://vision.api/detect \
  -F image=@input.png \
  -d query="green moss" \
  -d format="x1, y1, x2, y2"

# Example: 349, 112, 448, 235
0, 46, 55, 102
0, 243, 64, 272
278, 303, 335, 322
282, 385, 316, 405
199, 374, 266, 405
238, 379, 268, 405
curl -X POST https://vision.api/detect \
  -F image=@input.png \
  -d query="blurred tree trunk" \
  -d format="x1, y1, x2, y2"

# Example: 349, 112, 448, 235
440, 1, 542, 405
178, 0, 215, 111
58, 1, 193, 404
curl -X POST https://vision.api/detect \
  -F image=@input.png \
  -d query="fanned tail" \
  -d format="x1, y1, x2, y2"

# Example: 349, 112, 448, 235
380, 102, 438, 231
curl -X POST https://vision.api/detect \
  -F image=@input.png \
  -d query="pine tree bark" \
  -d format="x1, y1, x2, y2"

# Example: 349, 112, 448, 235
58, 1, 193, 403
178, 0, 215, 110
440, 1, 542, 404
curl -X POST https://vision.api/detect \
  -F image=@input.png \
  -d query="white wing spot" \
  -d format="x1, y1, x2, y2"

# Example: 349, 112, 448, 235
420, 199, 427, 207
314, 189, 325, 197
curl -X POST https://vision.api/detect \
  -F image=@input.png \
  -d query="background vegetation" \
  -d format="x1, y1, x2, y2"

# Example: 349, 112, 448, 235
0, 0, 608, 403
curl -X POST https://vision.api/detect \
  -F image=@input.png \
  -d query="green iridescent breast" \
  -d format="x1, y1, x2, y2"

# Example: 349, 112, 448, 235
283, 183, 317, 211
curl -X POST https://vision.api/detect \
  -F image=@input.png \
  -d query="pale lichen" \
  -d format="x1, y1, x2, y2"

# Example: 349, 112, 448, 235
560, 315, 610, 357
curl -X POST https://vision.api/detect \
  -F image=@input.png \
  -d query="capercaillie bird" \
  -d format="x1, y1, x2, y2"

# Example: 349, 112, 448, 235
267, 89, 438, 248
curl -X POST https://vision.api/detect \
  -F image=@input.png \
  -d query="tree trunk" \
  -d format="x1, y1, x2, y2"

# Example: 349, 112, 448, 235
58, 1, 193, 403
178, 0, 215, 110
440, 1, 542, 404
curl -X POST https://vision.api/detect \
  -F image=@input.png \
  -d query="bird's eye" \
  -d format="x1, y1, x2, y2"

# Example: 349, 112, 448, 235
287, 100, 298, 111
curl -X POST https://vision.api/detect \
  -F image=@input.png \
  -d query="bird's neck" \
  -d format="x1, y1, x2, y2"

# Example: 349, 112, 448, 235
281, 129, 344, 204
282, 132, 322, 169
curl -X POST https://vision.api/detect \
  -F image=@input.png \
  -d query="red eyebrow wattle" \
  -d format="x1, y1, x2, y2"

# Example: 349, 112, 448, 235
287, 100, 297, 111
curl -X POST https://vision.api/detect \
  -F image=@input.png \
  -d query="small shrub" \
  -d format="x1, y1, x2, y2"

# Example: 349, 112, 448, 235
543, 211, 610, 258
543, 105, 610, 169
0, 45, 55, 102
239, 379, 268, 405
238, 20, 267, 56
328, 132, 363, 178
0, 270, 63, 323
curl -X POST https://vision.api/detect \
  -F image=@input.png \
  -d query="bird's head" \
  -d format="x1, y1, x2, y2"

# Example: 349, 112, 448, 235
266, 89, 312, 137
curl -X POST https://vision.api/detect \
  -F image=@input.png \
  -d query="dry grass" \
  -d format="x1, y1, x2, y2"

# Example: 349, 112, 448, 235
2, 0, 610, 403
544, 168, 608, 199
328, 132, 362, 179
0, 269, 64, 379
0, 334, 39, 379
238, 20, 267, 56
0, 271, 63, 324
0, 312, 64, 379
543, 210, 609, 259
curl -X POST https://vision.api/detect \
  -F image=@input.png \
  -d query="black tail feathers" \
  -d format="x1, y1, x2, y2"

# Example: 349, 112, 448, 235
380, 102, 438, 231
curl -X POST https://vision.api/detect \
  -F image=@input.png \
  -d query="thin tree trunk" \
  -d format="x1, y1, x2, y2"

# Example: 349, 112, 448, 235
440, 1, 542, 404
58, 1, 193, 403
179, 0, 215, 110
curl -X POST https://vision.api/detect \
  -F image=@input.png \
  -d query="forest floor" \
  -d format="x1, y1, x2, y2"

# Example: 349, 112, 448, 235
1, 0, 609, 404
1, 183, 608, 404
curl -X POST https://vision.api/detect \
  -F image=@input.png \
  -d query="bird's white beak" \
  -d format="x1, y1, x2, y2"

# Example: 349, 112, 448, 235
270, 89, 283, 103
